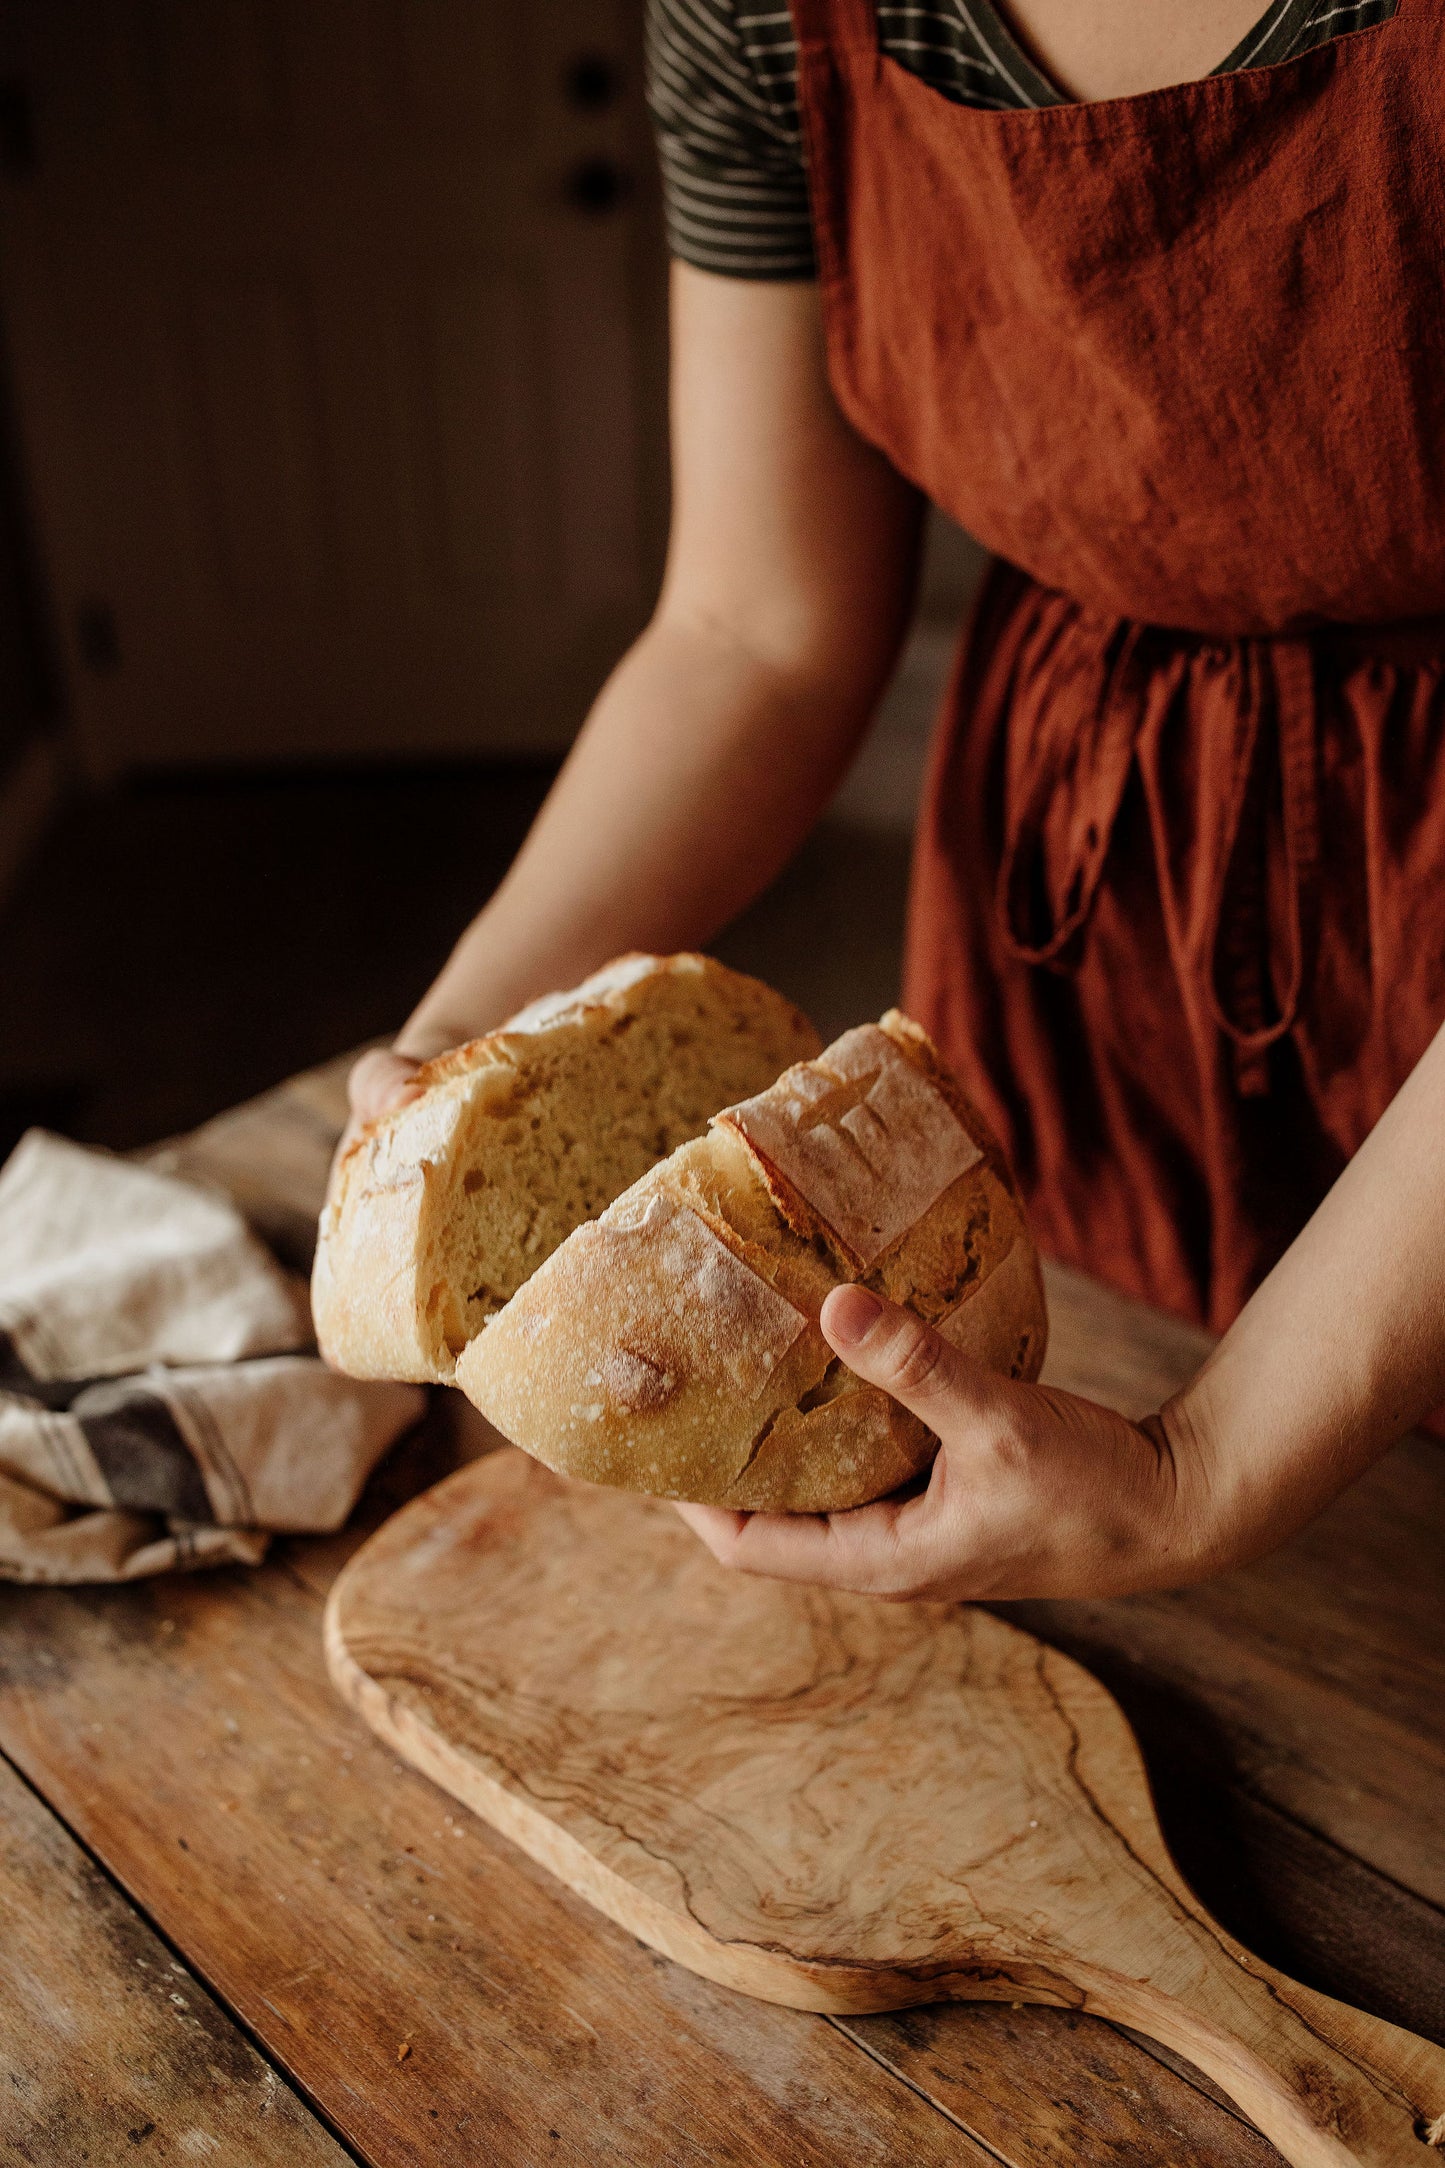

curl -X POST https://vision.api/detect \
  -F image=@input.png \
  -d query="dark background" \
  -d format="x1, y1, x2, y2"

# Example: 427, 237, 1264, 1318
0, 3, 974, 1162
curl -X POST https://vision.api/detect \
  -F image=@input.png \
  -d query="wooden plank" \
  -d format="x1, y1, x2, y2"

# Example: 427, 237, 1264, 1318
837, 2003, 1285, 2167
338, 1443, 1445, 2155
325, 1448, 1445, 2167
1041, 1258, 1215, 1418
835, 1784, 1445, 2165
80, 1054, 1444, 2153
280, 1415, 1346, 2168
0, 1747, 350, 2166
301, 1389, 1445, 2054
829, 1713, 1445, 2166
1033, 1264, 1445, 1918
279, 1404, 1445, 2157
1005, 1435, 1445, 1916
0, 1556, 1001, 2168
1169, 1785, 1445, 2053
1, 1404, 1372, 2168
0, 1559, 1322, 2168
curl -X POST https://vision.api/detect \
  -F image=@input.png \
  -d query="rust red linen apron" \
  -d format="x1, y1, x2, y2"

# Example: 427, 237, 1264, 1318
792, 0, 1445, 1332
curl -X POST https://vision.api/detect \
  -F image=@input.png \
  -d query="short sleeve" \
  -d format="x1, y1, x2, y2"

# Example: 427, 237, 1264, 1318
645, 0, 818, 280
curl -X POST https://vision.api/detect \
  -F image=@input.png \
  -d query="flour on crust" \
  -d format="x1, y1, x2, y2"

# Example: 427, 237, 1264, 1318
718, 1023, 983, 1270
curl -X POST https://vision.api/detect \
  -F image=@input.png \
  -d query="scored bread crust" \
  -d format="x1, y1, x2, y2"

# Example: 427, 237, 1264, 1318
311, 954, 821, 1384
456, 1010, 1048, 1513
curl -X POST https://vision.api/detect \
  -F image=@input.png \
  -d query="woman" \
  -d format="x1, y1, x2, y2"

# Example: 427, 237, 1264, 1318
351, 0, 1445, 1603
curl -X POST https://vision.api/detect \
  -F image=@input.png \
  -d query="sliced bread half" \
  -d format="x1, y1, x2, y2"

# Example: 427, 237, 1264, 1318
312, 954, 820, 1384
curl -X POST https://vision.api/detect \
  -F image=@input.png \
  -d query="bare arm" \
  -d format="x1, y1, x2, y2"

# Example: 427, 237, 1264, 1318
1165, 1013, 1445, 1569
350, 267, 920, 1120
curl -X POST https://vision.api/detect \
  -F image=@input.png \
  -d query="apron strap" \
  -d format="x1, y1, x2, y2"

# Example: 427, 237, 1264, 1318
995, 619, 1153, 966
993, 602, 1321, 1098
1202, 638, 1321, 1096
790, 0, 878, 53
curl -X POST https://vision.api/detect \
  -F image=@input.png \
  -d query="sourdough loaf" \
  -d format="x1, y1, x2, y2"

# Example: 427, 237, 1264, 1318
456, 1011, 1047, 1512
312, 955, 820, 1384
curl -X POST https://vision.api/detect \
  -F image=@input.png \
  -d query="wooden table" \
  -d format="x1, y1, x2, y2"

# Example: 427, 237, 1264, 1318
2, 1061, 1442, 2166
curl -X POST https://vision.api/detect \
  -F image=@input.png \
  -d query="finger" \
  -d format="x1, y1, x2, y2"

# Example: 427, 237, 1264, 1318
673, 1502, 748, 1555
820, 1284, 1004, 1429
677, 1491, 932, 1597
347, 1048, 424, 1126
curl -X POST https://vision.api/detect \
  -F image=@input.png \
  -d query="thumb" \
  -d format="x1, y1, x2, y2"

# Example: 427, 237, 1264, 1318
819, 1284, 999, 1427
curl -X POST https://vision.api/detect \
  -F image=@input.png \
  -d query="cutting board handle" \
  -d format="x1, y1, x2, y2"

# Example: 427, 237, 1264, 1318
1069, 1937, 1445, 2168
327, 1457, 1445, 2168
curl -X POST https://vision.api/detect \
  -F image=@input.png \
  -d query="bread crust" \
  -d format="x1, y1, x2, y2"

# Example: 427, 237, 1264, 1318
457, 1011, 1048, 1511
311, 955, 820, 1384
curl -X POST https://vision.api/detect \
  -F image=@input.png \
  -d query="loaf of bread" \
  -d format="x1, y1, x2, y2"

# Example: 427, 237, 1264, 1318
456, 1011, 1047, 1512
312, 955, 821, 1384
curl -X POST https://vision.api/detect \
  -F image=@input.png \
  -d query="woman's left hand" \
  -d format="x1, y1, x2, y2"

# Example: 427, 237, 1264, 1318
675, 1283, 1221, 1603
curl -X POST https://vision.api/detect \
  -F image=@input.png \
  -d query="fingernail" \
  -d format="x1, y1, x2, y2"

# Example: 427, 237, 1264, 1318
823, 1284, 885, 1348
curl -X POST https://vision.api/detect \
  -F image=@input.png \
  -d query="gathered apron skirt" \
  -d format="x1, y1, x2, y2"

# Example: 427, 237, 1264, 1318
906, 570, 1445, 1329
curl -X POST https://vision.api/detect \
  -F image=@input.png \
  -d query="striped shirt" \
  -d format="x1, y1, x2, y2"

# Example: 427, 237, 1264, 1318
646, 0, 1400, 278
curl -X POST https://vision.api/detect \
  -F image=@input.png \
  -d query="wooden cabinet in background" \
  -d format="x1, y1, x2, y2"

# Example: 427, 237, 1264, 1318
0, 2, 668, 772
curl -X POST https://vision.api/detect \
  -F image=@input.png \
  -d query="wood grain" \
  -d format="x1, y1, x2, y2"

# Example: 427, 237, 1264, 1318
0, 1746, 350, 2165
837, 2002, 1287, 2166
327, 1449, 1445, 2168
9, 1047, 1428, 2164
0, 1549, 1000, 2168
1038, 1261, 1445, 1915
1009, 1432, 1445, 1915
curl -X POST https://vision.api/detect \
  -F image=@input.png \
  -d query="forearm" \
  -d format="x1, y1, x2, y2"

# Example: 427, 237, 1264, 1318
1167, 1021, 1445, 1571
398, 606, 896, 1055
391, 272, 922, 1060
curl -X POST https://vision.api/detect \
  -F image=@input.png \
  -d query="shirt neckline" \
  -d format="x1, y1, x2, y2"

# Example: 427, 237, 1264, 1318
971, 0, 1331, 109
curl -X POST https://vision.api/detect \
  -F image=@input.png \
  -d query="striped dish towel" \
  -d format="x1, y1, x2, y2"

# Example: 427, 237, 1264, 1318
0, 1130, 424, 1583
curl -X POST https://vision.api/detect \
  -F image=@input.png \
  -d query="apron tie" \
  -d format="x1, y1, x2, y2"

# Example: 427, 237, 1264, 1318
995, 617, 1154, 967
995, 604, 1321, 1098
1200, 638, 1321, 1096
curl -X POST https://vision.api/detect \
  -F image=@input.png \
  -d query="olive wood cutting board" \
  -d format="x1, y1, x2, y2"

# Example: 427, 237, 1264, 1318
325, 1448, 1445, 2168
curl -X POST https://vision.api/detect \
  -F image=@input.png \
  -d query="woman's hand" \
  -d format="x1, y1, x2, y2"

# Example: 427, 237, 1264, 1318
681, 1014, 1445, 1605
676, 1283, 1222, 1603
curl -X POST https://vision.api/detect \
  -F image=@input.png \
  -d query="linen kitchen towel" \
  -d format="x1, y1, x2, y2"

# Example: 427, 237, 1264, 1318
0, 1130, 424, 1583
